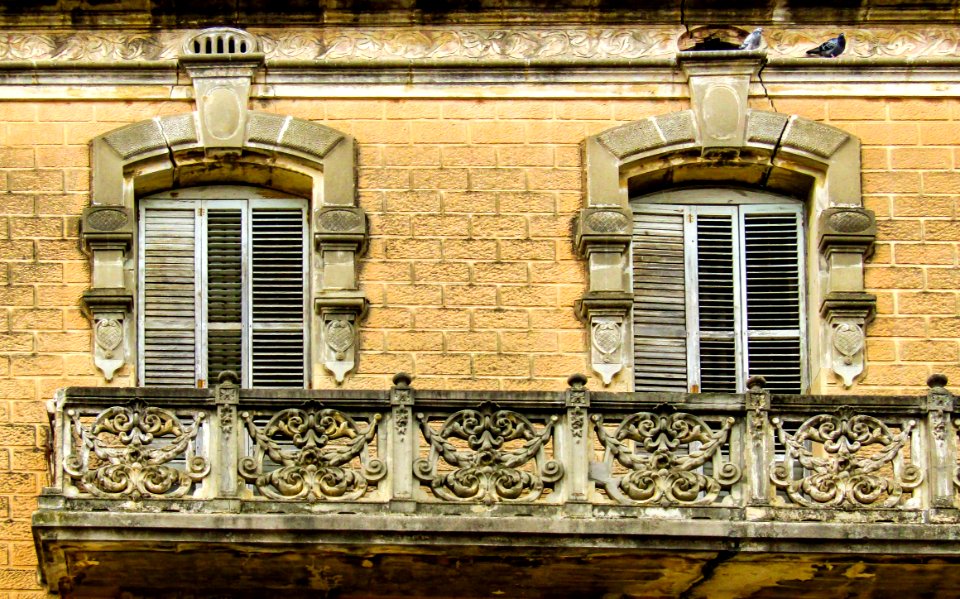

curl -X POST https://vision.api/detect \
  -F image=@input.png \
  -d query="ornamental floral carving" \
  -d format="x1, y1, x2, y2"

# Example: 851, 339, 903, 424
64, 403, 209, 499
771, 414, 922, 508
239, 407, 385, 501
414, 404, 562, 503
7, 27, 960, 63
593, 412, 741, 506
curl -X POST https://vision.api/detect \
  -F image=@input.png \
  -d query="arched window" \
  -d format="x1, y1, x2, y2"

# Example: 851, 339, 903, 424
138, 186, 309, 388
631, 189, 804, 394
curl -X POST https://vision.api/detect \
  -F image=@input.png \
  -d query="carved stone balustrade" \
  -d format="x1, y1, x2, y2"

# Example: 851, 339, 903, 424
35, 374, 960, 597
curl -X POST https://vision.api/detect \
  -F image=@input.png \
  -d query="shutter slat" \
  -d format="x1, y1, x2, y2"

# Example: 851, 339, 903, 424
250, 208, 306, 387
633, 210, 687, 392
695, 214, 738, 392
142, 206, 196, 386
206, 209, 243, 383
744, 212, 803, 393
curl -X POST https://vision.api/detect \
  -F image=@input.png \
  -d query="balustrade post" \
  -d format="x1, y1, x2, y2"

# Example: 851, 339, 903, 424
925, 374, 956, 509
745, 375, 771, 506
390, 372, 416, 508
564, 373, 591, 504
214, 371, 240, 499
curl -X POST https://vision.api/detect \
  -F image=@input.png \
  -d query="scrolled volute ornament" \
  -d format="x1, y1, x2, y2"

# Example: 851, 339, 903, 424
64, 403, 209, 499
593, 411, 740, 506
413, 403, 562, 503
770, 413, 922, 508
239, 407, 385, 501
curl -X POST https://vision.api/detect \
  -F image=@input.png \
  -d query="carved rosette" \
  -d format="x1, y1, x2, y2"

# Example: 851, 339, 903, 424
414, 403, 563, 503
592, 411, 741, 506
64, 402, 209, 499
771, 414, 922, 508
239, 406, 385, 501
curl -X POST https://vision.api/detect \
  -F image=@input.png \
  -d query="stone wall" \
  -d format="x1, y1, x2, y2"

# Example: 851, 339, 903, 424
1, 61, 960, 595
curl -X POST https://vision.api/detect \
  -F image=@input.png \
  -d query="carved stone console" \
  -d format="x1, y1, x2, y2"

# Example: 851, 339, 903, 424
818, 207, 877, 387
80, 205, 134, 380
574, 207, 633, 385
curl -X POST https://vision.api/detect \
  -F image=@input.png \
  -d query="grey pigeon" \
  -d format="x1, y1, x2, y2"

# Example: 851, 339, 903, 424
806, 33, 845, 58
739, 27, 763, 51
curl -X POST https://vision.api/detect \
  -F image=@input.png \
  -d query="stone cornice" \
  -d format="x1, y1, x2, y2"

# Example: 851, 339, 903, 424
5, 26, 960, 63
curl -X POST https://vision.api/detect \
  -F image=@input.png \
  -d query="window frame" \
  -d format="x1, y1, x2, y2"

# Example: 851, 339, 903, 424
630, 189, 807, 394
136, 185, 311, 388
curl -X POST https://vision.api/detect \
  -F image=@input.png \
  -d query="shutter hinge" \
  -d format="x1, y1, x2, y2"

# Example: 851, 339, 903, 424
198, 207, 205, 216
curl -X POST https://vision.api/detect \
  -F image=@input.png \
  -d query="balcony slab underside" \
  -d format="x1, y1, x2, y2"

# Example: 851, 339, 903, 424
34, 505, 960, 598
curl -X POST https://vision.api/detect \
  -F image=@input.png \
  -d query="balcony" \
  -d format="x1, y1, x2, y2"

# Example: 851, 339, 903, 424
34, 373, 960, 598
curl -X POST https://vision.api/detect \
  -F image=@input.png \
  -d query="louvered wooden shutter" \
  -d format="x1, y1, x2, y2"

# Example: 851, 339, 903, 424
206, 208, 244, 384
693, 212, 739, 393
632, 207, 688, 392
742, 209, 804, 393
140, 204, 198, 386
249, 205, 307, 387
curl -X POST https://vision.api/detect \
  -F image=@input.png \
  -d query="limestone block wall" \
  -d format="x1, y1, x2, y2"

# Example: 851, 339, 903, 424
0, 89, 959, 593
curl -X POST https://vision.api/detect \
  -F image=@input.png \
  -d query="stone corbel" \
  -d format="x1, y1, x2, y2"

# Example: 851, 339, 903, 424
575, 207, 632, 385
315, 294, 368, 383
315, 205, 368, 383
819, 207, 877, 388
575, 292, 632, 386
179, 29, 263, 156
678, 50, 765, 157
81, 205, 135, 381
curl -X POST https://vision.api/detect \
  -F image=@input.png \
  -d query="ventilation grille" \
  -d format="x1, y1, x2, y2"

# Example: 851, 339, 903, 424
632, 210, 687, 392
184, 27, 258, 56
142, 207, 196, 386
250, 208, 306, 387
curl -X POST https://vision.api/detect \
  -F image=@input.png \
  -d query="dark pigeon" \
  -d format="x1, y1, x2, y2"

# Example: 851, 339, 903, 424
806, 33, 846, 58
739, 27, 763, 51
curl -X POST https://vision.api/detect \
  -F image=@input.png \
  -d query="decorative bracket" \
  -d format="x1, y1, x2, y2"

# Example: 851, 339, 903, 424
316, 293, 368, 383
819, 207, 877, 388
575, 206, 633, 386
315, 205, 369, 383
575, 292, 633, 386
81, 205, 134, 380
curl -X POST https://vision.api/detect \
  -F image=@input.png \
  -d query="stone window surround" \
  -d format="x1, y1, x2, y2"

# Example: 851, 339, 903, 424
81, 43, 368, 386
575, 51, 876, 391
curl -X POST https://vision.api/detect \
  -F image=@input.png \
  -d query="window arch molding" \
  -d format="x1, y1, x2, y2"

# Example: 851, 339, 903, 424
576, 106, 876, 392
81, 111, 367, 386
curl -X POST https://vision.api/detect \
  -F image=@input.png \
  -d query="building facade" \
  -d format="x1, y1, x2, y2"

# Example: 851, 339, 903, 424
1, 2, 960, 596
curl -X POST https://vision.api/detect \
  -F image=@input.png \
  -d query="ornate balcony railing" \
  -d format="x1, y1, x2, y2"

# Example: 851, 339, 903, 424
36, 372, 960, 596
43, 372, 960, 515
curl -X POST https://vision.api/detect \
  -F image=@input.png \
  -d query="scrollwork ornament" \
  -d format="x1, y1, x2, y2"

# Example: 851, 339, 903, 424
239, 407, 385, 501
593, 412, 741, 506
414, 404, 562, 503
64, 402, 209, 499
770, 414, 922, 508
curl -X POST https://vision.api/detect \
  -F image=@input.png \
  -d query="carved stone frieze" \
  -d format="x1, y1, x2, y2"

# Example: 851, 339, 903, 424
592, 411, 741, 506
239, 406, 385, 501
771, 413, 922, 508
414, 403, 563, 503
64, 402, 209, 499
7, 27, 960, 63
